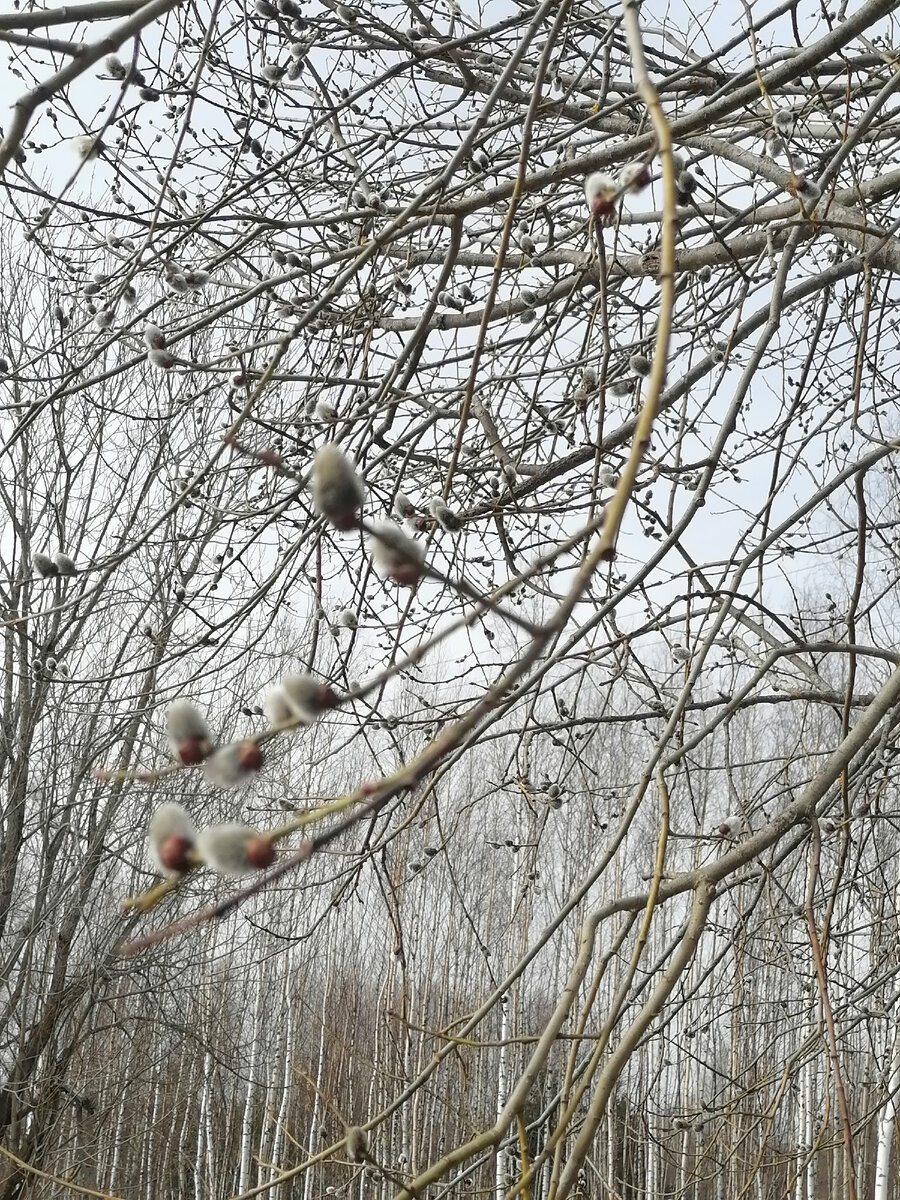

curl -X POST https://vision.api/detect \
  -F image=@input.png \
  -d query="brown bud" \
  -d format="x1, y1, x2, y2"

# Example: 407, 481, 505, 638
238, 740, 264, 771
149, 802, 198, 874
197, 823, 270, 875
157, 833, 195, 872
245, 835, 276, 869
177, 737, 209, 765
166, 700, 214, 762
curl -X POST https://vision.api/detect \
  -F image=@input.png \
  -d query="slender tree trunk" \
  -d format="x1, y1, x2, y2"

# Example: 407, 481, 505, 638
495, 993, 511, 1200
239, 965, 267, 1193
873, 1024, 900, 1200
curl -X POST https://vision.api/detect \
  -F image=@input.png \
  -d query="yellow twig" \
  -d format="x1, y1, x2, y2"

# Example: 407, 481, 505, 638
0, 1143, 123, 1200
597, 0, 677, 560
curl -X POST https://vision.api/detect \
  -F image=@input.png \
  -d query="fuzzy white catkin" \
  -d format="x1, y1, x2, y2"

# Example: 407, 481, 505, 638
718, 814, 742, 838
368, 521, 425, 579
202, 743, 252, 789
336, 609, 358, 629
143, 323, 166, 349
53, 552, 77, 576
629, 353, 651, 377
72, 135, 103, 160
265, 674, 331, 726
149, 802, 197, 872
346, 1126, 368, 1163
392, 491, 416, 520
282, 673, 328, 718
104, 54, 127, 79
773, 107, 794, 136
196, 824, 260, 877
32, 553, 58, 578
428, 498, 460, 532
584, 171, 617, 215
311, 444, 365, 527
147, 349, 175, 371
263, 686, 297, 728
165, 700, 212, 754
617, 161, 649, 192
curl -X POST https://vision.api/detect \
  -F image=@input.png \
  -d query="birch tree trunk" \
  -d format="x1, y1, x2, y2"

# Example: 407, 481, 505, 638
873, 1022, 900, 1200
238, 964, 267, 1193
495, 992, 511, 1200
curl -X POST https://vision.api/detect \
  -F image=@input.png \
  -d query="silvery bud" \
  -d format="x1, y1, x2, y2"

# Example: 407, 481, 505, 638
717, 814, 743, 839
265, 673, 338, 726
617, 161, 650, 192
765, 133, 786, 158
53, 551, 77, 576
428, 497, 460, 532
149, 802, 198, 873
143, 323, 166, 349
72, 134, 104, 160
203, 740, 264, 788
336, 609, 358, 629
392, 492, 417, 520
311, 444, 364, 530
584, 172, 617, 223
147, 348, 175, 371
166, 699, 214, 764
315, 401, 339, 423
197, 823, 275, 876
368, 521, 425, 587
32, 553, 58, 578
773, 107, 795, 137
629, 353, 651, 377
346, 1126, 368, 1163
103, 54, 128, 79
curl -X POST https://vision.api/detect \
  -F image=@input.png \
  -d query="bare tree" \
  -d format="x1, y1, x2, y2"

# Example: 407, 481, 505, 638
5, 1, 900, 1198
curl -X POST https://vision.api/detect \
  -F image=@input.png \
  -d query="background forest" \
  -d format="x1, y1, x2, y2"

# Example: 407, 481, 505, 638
2, 0, 900, 1197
